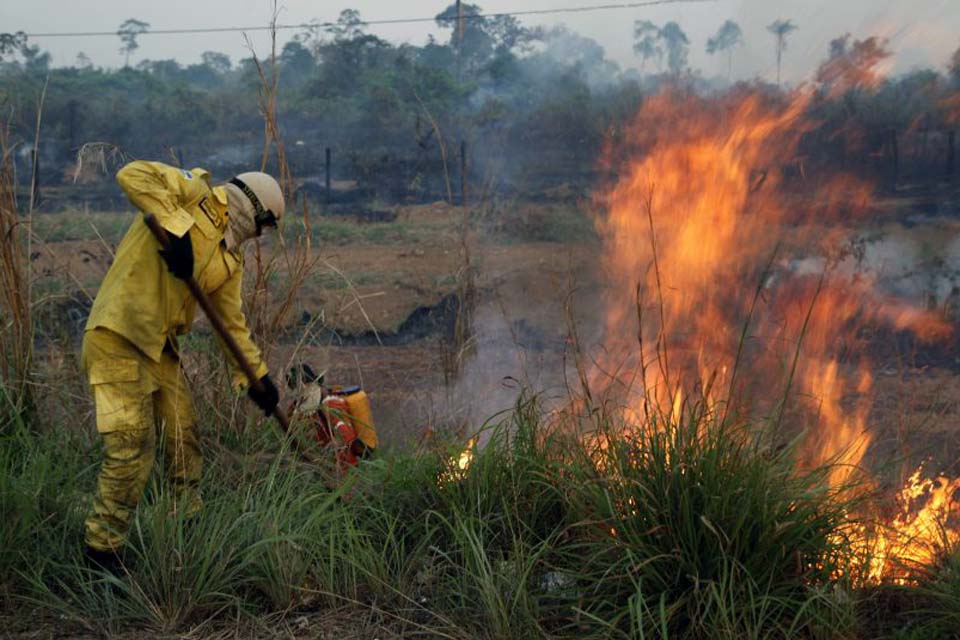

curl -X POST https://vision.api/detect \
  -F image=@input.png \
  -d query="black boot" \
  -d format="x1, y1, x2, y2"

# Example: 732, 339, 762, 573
83, 545, 128, 576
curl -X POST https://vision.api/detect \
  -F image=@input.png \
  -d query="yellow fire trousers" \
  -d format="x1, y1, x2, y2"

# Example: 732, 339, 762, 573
82, 327, 202, 552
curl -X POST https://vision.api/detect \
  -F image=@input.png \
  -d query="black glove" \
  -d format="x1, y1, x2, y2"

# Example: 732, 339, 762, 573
350, 439, 374, 460
158, 230, 194, 281
248, 374, 279, 417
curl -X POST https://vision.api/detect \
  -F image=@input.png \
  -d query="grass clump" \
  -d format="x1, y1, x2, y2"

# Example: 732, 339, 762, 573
900, 548, 960, 639
559, 408, 856, 638
0, 391, 955, 638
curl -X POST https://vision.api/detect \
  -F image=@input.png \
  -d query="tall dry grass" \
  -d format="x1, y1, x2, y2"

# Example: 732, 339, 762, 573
243, 1, 318, 351
0, 108, 34, 421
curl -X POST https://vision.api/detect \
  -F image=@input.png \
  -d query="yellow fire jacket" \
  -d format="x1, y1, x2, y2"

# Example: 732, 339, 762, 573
86, 160, 268, 387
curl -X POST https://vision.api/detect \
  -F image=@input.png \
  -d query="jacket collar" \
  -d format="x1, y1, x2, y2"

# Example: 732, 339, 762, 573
212, 185, 229, 207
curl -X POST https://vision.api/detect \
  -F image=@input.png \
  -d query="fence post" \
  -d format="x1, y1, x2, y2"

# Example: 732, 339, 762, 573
67, 99, 78, 152
889, 129, 899, 191
460, 140, 467, 206
29, 148, 40, 211
947, 130, 956, 181
325, 147, 331, 205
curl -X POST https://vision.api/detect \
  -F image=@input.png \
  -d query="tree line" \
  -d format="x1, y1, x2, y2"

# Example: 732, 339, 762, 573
1, 5, 959, 205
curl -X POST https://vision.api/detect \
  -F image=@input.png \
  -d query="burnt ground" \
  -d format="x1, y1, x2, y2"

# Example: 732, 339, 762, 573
25, 192, 960, 481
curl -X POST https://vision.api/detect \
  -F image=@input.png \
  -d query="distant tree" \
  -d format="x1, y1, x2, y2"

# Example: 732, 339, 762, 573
138, 59, 182, 82
181, 62, 219, 86
435, 3, 541, 74
767, 19, 798, 87
327, 8, 366, 42
816, 35, 891, 98
950, 44, 960, 86
75, 51, 93, 69
201, 50, 231, 74
297, 10, 393, 98
280, 41, 315, 81
661, 22, 689, 76
0, 31, 47, 72
633, 20, 661, 73
117, 18, 150, 67
706, 20, 743, 80
20, 42, 50, 73
479, 11, 541, 54
0, 31, 27, 62
237, 56, 260, 86
418, 33, 457, 70
323, 11, 389, 73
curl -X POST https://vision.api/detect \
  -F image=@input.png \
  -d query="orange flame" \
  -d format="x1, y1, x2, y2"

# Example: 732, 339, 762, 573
843, 466, 960, 583
592, 85, 957, 582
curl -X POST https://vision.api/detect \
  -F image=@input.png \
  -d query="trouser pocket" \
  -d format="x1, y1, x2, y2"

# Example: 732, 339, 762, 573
88, 359, 146, 434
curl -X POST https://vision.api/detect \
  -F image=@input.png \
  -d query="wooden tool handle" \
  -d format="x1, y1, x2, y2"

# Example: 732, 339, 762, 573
143, 214, 291, 432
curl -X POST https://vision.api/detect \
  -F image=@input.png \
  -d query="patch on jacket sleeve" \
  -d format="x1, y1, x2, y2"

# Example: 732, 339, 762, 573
181, 169, 194, 180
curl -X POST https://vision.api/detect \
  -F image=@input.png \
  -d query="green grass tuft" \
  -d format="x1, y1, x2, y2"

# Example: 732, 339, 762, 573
0, 392, 957, 637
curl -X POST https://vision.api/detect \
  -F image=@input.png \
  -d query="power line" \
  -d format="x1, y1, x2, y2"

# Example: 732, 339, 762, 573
20, 0, 712, 38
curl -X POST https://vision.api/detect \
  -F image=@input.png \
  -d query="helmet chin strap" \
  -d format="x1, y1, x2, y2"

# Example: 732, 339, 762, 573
229, 177, 268, 216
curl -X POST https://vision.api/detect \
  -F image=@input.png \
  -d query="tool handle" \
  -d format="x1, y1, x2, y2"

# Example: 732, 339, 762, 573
143, 214, 291, 432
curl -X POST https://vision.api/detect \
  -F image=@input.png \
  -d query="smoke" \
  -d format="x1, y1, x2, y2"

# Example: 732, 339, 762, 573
435, 298, 564, 442
441, 304, 548, 436
842, 223, 960, 308
433, 250, 607, 441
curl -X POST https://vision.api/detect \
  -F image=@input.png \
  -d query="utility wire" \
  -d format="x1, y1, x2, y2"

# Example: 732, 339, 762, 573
21, 0, 712, 38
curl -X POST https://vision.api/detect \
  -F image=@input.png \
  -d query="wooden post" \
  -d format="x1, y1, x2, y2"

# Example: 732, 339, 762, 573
29, 147, 40, 211
460, 140, 467, 206
890, 129, 899, 191
456, 0, 464, 82
67, 99, 78, 152
325, 147, 332, 204
947, 130, 955, 181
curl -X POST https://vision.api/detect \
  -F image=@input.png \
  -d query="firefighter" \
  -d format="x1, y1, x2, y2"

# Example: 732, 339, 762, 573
81, 160, 284, 571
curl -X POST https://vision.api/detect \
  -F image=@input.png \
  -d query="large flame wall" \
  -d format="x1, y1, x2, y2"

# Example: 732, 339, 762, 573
592, 87, 958, 581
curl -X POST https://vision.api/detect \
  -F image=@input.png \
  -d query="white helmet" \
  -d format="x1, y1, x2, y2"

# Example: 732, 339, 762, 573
222, 172, 285, 249
229, 171, 285, 229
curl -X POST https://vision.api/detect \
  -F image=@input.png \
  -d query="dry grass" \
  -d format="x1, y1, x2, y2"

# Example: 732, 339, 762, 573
0, 108, 33, 417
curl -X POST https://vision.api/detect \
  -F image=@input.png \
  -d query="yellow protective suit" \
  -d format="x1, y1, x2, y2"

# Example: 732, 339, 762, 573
83, 160, 268, 552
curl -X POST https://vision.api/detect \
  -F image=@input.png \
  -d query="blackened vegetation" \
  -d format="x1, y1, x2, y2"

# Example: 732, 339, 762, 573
301, 292, 463, 346
866, 325, 960, 372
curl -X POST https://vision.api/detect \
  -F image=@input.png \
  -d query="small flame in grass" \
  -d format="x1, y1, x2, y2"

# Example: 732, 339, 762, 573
440, 437, 477, 485
457, 437, 476, 471
858, 466, 960, 583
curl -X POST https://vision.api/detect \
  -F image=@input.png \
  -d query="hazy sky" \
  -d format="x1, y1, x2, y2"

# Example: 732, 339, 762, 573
2, 0, 958, 83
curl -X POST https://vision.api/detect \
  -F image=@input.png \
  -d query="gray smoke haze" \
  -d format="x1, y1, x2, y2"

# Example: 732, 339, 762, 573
3, 0, 957, 83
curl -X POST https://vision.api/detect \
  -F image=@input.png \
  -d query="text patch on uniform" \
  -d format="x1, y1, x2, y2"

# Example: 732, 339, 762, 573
198, 197, 224, 230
